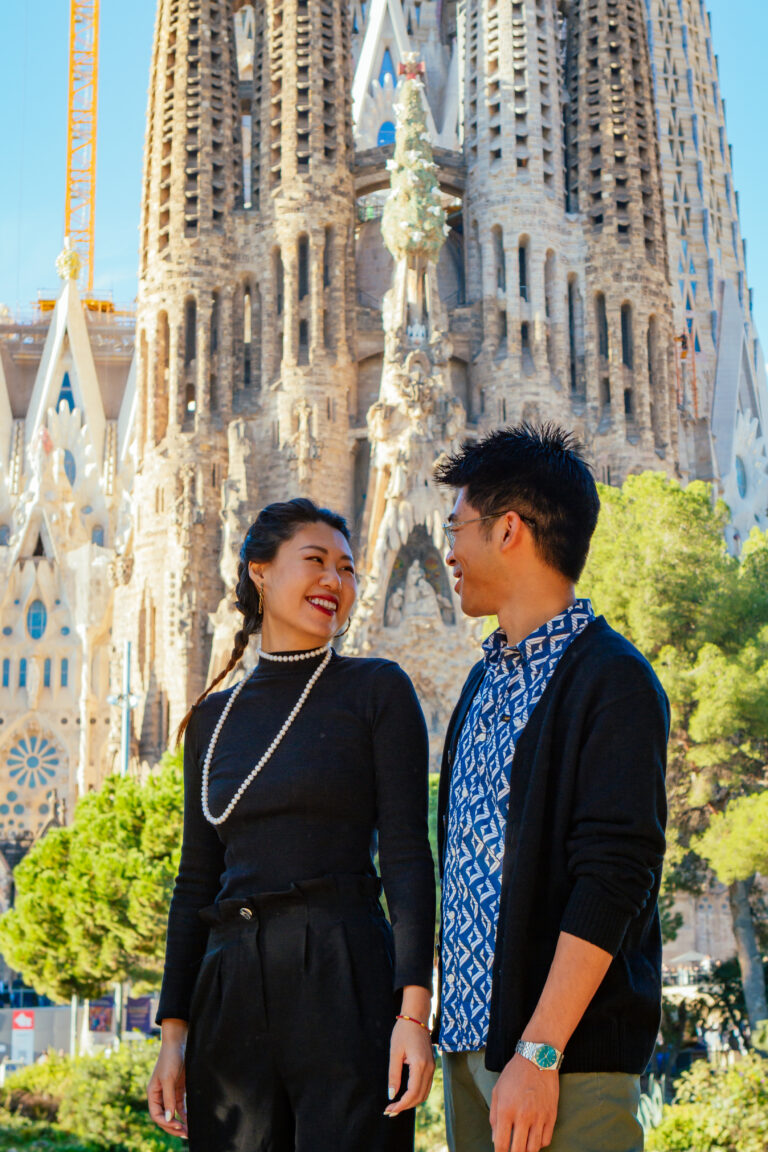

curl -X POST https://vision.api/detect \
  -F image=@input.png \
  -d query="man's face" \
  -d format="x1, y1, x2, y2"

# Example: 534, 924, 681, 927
444, 490, 501, 618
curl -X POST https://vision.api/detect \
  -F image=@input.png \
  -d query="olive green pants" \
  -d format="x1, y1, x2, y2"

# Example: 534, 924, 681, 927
442, 1050, 643, 1152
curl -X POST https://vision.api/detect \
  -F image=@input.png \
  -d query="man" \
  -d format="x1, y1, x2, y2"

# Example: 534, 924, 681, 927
434, 424, 669, 1152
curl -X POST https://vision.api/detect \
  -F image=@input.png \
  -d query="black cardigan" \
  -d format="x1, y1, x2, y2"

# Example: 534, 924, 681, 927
436, 617, 669, 1074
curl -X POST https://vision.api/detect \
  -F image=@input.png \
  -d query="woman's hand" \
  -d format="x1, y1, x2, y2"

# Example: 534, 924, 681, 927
384, 987, 435, 1116
148, 1019, 189, 1139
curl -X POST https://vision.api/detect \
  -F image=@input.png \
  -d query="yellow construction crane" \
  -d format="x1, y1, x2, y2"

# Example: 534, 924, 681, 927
65, 0, 100, 294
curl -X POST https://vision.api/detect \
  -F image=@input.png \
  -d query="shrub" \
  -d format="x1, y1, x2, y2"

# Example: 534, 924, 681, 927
0, 1042, 180, 1152
0, 1108, 98, 1149
647, 1052, 768, 1152
57, 1043, 178, 1152
1, 1051, 75, 1121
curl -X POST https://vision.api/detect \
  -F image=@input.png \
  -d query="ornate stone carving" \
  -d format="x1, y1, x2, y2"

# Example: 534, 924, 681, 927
108, 555, 134, 586
285, 400, 320, 483
55, 239, 82, 283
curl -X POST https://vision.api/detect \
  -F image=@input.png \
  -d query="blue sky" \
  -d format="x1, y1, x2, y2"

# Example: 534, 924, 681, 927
1, 1, 767, 346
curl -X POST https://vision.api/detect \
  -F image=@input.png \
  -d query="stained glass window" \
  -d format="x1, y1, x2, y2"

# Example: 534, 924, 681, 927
377, 121, 396, 146
27, 600, 47, 640
58, 372, 75, 411
64, 450, 76, 486
6, 735, 60, 790
379, 48, 396, 86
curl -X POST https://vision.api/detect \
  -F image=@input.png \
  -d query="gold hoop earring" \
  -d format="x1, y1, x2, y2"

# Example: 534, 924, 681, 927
257, 584, 264, 616
335, 617, 351, 638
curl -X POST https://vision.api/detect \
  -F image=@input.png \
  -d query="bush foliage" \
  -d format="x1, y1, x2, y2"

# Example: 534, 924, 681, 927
647, 1052, 768, 1152
0, 1041, 181, 1152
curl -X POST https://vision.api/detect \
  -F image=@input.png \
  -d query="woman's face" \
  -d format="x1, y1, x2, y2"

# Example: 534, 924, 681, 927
249, 522, 357, 649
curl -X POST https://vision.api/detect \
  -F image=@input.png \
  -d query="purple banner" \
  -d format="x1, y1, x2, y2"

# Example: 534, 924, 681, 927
126, 995, 152, 1033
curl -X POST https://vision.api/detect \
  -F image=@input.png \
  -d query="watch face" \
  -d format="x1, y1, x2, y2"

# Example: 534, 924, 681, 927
535, 1045, 558, 1069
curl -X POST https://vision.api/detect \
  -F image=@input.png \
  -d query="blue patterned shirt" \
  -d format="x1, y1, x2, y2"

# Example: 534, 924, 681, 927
439, 598, 595, 1052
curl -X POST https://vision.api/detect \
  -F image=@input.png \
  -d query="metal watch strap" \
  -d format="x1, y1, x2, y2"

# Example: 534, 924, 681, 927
515, 1040, 564, 1071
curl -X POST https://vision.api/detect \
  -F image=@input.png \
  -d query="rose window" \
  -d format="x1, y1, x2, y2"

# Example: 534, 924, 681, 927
0, 732, 64, 834
6, 735, 60, 790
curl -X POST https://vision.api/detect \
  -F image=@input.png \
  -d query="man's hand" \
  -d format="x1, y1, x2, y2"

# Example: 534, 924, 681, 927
489, 1053, 558, 1152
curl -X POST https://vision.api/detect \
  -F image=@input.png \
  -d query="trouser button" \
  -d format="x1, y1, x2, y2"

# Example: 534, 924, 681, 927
239, 907, 253, 920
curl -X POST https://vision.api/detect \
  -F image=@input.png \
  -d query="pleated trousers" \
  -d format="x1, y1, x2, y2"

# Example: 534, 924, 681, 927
185, 874, 416, 1152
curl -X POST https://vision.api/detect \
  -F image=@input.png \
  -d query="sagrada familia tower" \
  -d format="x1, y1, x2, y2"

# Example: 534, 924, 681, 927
1, 2, 767, 901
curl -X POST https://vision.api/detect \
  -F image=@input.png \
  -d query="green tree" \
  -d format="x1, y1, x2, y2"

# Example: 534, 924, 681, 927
581, 472, 768, 1030
694, 763, 768, 882
693, 792, 768, 1031
0, 750, 183, 1001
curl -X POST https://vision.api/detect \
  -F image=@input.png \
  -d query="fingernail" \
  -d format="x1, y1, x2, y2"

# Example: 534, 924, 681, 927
165, 1110, 172, 1123
388, 1086, 396, 1100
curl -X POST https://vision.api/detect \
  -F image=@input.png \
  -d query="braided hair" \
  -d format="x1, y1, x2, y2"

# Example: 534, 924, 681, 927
176, 497, 350, 745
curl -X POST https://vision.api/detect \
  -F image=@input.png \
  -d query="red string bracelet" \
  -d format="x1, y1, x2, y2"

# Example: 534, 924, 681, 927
396, 1014, 430, 1032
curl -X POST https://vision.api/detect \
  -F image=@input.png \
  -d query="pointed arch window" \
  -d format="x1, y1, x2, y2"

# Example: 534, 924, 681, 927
27, 600, 47, 640
518, 237, 529, 301
91, 526, 105, 546
44, 658, 52, 688
0, 525, 9, 545
60, 658, 69, 688
596, 293, 609, 359
210, 292, 220, 355
19, 658, 27, 688
298, 236, 310, 301
184, 299, 197, 365
492, 226, 506, 292
2, 659, 9, 688
377, 121, 396, 147
379, 48, 396, 86
621, 303, 634, 369
64, 450, 76, 486
58, 372, 75, 412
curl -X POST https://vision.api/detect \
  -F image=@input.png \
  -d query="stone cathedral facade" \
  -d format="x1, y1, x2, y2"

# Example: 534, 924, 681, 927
0, 0, 767, 906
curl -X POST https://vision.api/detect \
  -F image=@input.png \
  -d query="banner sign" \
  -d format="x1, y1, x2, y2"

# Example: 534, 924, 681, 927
88, 997, 114, 1033
11, 1009, 34, 1063
126, 996, 152, 1033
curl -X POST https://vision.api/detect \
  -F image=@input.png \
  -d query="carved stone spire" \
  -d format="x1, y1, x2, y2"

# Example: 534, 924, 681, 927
344, 70, 479, 762
564, 0, 677, 474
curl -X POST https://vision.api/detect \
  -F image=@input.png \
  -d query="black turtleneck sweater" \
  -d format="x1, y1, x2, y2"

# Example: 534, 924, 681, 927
157, 651, 435, 1023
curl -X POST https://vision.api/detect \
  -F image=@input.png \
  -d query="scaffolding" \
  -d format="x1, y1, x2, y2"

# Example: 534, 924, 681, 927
65, 0, 100, 293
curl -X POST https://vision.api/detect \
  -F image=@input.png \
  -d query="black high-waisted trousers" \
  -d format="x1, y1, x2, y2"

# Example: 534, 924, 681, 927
185, 874, 416, 1152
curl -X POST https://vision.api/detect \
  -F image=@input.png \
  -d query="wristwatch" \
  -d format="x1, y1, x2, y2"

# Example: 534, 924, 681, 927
515, 1040, 564, 1071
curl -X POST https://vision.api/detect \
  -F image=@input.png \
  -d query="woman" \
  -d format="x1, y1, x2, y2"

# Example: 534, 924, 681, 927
148, 498, 435, 1151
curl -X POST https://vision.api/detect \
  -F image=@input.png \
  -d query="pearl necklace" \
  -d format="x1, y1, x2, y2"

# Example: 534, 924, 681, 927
255, 643, 330, 663
202, 644, 333, 826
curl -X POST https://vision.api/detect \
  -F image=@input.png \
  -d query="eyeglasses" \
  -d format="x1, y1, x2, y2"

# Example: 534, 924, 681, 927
442, 511, 537, 549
